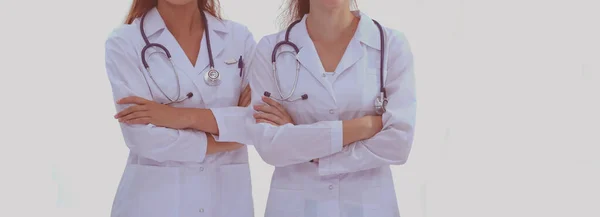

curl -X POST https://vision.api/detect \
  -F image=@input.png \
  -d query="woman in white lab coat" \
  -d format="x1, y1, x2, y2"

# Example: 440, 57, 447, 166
104, 0, 255, 216
212, 0, 416, 216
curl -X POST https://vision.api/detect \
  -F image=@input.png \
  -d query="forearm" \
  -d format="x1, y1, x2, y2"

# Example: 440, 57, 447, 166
342, 118, 370, 146
181, 108, 219, 135
120, 124, 209, 163
317, 126, 413, 176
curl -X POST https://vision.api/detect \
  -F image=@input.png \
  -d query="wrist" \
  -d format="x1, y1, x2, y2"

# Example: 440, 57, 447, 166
342, 118, 368, 146
185, 109, 216, 133
180, 108, 199, 129
356, 117, 372, 140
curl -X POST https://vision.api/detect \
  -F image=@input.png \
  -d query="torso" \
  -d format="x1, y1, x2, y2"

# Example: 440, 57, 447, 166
105, 8, 256, 217
256, 11, 410, 217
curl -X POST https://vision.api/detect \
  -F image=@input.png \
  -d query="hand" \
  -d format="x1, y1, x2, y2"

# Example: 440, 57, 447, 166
238, 85, 252, 107
360, 115, 383, 139
253, 96, 294, 126
114, 96, 191, 129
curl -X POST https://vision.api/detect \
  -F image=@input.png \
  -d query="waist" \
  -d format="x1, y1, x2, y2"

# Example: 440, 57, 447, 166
270, 163, 391, 189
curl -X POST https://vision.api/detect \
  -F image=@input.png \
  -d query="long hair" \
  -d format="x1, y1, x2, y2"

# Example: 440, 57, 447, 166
278, 0, 358, 28
124, 0, 222, 24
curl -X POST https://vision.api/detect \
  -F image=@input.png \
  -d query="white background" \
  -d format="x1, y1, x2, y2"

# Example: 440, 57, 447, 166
0, 0, 598, 217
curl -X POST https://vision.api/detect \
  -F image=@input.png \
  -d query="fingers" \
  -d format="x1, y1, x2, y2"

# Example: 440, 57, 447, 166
254, 104, 289, 125
240, 87, 252, 107
253, 112, 283, 125
238, 86, 252, 107
115, 105, 147, 118
243, 86, 252, 103
238, 96, 250, 107
117, 96, 150, 105
256, 118, 278, 126
243, 85, 251, 95
123, 117, 151, 125
261, 96, 286, 113
118, 111, 149, 122
253, 104, 282, 117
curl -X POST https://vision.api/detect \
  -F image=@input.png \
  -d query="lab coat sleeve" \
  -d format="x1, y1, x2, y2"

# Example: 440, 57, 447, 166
210, 25, 256, 143
317, 30, 416, 176
104, 33, 208, 163
211, 36, 344, 167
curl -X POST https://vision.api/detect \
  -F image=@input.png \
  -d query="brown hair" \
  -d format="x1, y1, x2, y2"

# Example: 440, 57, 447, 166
279, 0, 358, 28
124, 0, 222, 24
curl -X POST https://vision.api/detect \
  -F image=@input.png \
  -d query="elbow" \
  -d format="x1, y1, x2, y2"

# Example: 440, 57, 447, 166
386, 143, 411, 166
390, 153, 409, 165
121, 126, 179, 163
389, 130, 414, 166
254, 143, 293, 167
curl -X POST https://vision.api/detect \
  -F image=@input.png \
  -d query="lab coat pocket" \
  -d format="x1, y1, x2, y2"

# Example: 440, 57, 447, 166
128, 164, 180, 217
217, 64, 242, 106
265, 188, 305, 217
218, 163, 253, 217
198, 64, 241, 107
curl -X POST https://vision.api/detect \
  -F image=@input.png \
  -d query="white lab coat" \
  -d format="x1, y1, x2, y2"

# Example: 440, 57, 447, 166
104, 8, 256, 217
212, 11, 416, 217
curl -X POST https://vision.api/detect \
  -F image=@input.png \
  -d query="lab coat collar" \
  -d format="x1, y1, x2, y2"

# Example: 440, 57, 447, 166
138, 7, 228, 81
285, 11, 382, 102
353, 11, 383, 51
289, 16, 336, 101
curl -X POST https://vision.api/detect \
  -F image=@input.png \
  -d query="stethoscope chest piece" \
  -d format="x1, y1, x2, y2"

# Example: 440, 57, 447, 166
203, 67, 221, 86
374, 92, 388, 115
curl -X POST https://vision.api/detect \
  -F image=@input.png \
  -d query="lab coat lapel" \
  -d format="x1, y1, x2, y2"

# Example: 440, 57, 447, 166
334, 39, 364, 78
155, 32, 195, 77
294, 18, 337, 101
149, 10, 229, 105
141, 8, 195, 78
194, 11, 226, 75
335, 11, 380, 77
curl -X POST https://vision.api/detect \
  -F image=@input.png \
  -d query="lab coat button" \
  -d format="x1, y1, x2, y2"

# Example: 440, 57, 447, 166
199, 167, 204, 172
199, 208, 204, 213
329, 109, 335, 114
329, 185, 334, 190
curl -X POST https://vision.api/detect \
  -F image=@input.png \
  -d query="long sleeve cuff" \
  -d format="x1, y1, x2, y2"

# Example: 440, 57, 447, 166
209, 106, 251, 144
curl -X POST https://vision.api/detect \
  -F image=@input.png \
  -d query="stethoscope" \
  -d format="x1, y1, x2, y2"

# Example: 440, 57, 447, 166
265, 19, 389, 115
138, 10, 228, 105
